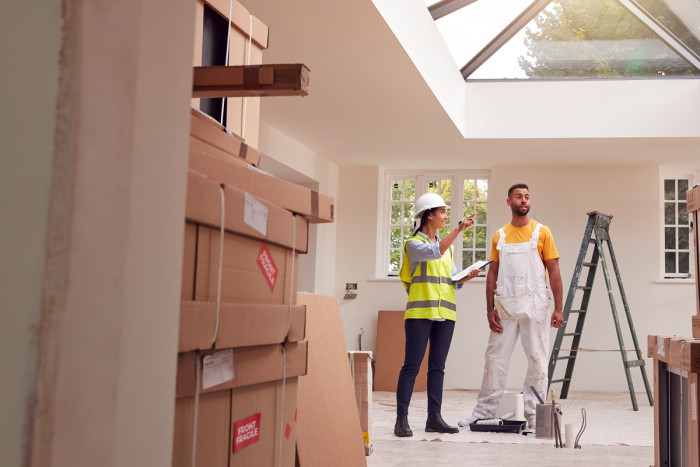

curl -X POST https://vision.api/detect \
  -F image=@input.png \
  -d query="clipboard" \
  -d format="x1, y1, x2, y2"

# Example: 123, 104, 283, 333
452, 259, 493, 282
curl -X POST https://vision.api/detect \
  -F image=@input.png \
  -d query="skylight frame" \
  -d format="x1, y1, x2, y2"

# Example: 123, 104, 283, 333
432, 0, 700, 80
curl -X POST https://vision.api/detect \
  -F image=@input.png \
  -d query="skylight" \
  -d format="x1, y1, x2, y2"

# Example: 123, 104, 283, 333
428, 0, 700, 80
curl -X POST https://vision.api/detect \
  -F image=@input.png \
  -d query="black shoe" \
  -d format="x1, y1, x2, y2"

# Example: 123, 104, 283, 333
394, 414, 413, 437
425, 412, 459, 434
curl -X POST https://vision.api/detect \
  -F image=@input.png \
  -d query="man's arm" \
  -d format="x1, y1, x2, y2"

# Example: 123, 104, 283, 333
544, 258, 563, 328
486, 261, 503, 333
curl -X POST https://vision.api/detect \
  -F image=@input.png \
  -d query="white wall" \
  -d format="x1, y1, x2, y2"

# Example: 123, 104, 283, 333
257, 121, 339, 295
333, 164, 698, 393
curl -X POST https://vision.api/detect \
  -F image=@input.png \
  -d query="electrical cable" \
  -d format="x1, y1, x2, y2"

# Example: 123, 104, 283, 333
574, 408, 586, 448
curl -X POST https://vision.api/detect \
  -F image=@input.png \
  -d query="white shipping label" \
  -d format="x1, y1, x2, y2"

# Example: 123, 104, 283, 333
244, 193, 268, 236
657, 337, 665, 357
693, 383, 697, 421
202, 349, 235, 390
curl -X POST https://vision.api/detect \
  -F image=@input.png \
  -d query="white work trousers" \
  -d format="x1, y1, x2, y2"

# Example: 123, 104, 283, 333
472, 225, 551, 421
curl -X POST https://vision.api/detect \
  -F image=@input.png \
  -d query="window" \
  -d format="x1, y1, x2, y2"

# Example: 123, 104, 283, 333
663, 177, 691, 279
384, 172, 490, 277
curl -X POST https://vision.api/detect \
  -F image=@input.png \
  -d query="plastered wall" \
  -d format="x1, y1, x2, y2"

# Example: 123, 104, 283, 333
335, 164, 698, 393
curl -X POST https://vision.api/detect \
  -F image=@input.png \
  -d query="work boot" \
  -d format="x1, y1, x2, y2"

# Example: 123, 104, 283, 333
394, 414, 413, 437
425, 413, 459, 434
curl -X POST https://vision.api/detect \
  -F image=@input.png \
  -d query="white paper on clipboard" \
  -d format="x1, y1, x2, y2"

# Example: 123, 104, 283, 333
452, 259, 493, 282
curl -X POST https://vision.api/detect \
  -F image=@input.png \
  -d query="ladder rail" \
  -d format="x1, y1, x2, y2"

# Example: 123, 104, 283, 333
559, 247, 599, 399
602, 232, 655, 406
548, 216, 595, 387
594, 230, 639, 411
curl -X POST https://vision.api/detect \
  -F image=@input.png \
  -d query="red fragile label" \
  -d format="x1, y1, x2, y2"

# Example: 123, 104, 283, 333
285, 423, 292, 439
257, 242, 279, 292
232, 413, 261, 453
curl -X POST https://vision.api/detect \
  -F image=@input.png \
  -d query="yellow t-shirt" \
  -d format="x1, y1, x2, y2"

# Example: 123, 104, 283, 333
489, 219, 559, 263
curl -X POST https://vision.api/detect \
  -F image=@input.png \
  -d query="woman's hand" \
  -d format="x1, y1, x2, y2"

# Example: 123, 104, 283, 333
459, 213, 476, 232
457, 267, 480, 285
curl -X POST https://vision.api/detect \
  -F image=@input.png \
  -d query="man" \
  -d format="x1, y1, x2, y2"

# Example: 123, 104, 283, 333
460, 183, 563, 429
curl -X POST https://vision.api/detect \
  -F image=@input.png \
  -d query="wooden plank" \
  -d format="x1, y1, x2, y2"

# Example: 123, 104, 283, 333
192, 64, 310, 98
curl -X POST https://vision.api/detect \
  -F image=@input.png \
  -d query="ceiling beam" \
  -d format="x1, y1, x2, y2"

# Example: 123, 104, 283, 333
429, 0, 479, 21
618, 0, 700, 71
460, 0, 552, 79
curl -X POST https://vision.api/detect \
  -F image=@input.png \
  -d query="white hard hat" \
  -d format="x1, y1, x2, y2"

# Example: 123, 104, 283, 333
414, 193, 448, 219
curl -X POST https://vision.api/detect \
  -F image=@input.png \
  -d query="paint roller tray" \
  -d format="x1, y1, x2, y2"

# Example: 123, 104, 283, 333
469, 420, 526, 433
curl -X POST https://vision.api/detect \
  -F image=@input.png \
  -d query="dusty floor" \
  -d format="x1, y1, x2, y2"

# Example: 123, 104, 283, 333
366, 390, 654, 466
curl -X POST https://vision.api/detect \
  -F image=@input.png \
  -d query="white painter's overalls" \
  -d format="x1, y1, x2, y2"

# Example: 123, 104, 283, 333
472, 223, 551, 422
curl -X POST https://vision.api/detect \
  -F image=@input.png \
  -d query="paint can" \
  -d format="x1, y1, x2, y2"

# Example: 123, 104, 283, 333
535, 403, 560, 439
496, 391, 525, 421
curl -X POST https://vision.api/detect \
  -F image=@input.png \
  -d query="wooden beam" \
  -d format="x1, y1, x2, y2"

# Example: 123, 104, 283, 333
192, 64, 310, 98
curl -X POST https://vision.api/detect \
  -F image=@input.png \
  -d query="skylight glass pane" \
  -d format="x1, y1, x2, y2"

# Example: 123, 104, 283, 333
434, 0, 533, 68
470, 0, 700, 79
633, 0, 700, 56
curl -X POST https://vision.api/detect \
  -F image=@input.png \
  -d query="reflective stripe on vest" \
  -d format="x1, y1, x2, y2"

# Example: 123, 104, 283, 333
399, 234, 457, 321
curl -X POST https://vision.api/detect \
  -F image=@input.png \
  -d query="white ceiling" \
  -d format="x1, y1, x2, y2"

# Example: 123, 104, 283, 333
244, 0, 700, 170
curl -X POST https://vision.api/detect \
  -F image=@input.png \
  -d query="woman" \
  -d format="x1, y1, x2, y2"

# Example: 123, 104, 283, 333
395, 192, 478, 437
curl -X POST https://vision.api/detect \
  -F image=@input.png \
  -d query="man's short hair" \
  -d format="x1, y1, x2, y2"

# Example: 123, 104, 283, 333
508, 183, 529, 198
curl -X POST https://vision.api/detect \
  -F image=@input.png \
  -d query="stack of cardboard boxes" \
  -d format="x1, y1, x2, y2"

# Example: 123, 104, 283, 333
173, 2, 334, 466
648, 184, 700, 465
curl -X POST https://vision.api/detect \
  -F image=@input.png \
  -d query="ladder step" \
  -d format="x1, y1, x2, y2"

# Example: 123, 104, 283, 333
564, 332, 581, 337
582, 262, 596, 267
625, 359, 646, 368
569, 309, 586, 314
550, 378, 571, 384
556, 355, 575, 360
576, 286, 592, 291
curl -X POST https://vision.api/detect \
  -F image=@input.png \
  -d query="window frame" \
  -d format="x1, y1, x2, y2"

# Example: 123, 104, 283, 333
660, 169, 697, 281
381, 170, 491, 278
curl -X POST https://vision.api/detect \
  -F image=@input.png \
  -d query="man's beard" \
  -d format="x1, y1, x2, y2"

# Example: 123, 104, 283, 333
512, 204, 529, 217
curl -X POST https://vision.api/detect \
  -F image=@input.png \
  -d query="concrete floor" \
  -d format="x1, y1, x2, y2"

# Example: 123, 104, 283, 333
366, 390, 654, 466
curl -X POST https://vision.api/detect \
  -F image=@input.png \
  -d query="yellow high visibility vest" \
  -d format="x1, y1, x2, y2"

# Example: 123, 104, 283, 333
399, 234, 457, 321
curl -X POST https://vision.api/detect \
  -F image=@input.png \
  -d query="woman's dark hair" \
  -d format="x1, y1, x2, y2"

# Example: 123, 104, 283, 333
413, 207, 437, 236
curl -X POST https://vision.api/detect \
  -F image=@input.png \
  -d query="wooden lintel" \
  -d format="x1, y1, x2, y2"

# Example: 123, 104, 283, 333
192, 64, 310, 98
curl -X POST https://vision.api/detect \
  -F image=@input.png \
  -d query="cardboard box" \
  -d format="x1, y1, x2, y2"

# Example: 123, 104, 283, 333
693, 315, 700, 338
652, 352, 700, 466
648, 335, 682, 365
688, 184, 699, 213
203, 0, 269, 49
189, 143, 334, 224
230, 378, 297, 467
348, 351, 373, 456
175, 341, 308, 398
190, 107, 260, 166
194, 224, 298, 305
374, 310, 428, 392
172, 389, 230, 467
296, 293, 366, 466
680, 340, 700, 374
172, 378, 298, 467
186, 169, 309, 253
178, 301, 306, 352
192, 0, 269, 145
181, 222, 197, 300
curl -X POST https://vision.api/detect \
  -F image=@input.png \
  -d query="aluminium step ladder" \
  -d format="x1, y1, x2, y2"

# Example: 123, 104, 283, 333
547, 211, 653, 410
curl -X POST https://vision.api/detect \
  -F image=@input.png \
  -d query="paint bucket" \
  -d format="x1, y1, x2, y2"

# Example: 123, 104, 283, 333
496, 391, 525, 421
535, 403, 561, 439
